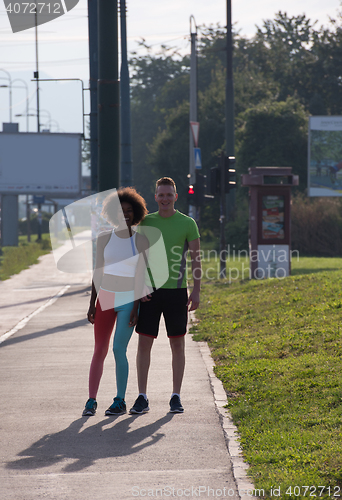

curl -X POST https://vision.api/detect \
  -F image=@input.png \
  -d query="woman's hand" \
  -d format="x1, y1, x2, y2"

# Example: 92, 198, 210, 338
87, 304, 96, 324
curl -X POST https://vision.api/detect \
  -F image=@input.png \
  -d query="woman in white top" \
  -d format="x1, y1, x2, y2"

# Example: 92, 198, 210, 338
83, 187, 148, 417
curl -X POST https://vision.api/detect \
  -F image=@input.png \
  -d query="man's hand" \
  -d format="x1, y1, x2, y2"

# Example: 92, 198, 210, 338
129, 304, 139, 327
187, 289, 200, 311
140, 284, 153, 302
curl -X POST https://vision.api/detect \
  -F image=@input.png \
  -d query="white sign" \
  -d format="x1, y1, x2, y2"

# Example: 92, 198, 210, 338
308, 116, 342, 197
190, 121, 200, 148
310, 116, 342, 131
256, 245, 289, 278
194, 148, 202, 169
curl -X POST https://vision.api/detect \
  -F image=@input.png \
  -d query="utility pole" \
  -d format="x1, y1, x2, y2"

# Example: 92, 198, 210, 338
225, 0, 235, 215
189, 15, 197, 220
88, 0, 98, 192
219, 153, 226, 277
98, 0, 120, 192
34, 2, 40, 133
120, 0, 133, 187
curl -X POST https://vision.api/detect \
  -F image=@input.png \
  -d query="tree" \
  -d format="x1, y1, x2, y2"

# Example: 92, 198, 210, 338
309, 13, 342, 114
236, 97, 308, 189
253, 12, 319, 103
129, 11, 342, 213
129, 44, 189, 209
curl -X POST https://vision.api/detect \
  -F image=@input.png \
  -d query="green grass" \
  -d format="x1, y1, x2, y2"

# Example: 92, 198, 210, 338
192, 254, 342, 283
0, 234, 52, 280
191, 257, 342, 499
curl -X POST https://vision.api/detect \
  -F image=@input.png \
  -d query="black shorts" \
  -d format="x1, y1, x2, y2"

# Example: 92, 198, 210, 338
136, 288, 188, 338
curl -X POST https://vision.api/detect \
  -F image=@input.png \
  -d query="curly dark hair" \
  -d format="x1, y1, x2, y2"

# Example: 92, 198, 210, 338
101, 187, 148, 226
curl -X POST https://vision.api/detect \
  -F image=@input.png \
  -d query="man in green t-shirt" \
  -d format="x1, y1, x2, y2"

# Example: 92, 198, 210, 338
130, 177, 201, 414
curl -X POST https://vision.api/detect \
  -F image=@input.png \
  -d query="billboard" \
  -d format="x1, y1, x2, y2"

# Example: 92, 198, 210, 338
0, 132, 82, 195
308, 116, 342, 196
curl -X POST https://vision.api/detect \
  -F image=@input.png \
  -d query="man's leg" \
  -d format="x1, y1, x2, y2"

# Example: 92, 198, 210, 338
129, 334, 154, 414
136, 334, 154, 394
169, 335, 185, 394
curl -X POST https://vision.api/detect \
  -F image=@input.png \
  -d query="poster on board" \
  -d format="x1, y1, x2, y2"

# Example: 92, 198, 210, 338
261, 195, 285, 240
308, 116, 342, 196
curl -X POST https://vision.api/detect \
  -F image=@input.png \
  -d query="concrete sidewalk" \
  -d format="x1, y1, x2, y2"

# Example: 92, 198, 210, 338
0, 254, 255, 500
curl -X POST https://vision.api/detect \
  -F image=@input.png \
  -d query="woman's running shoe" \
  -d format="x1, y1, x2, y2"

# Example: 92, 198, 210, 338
105, 397, 127, 415
82, 398, 97, 416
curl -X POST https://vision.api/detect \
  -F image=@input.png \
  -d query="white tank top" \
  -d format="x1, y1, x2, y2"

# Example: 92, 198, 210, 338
103, 231, 139, 277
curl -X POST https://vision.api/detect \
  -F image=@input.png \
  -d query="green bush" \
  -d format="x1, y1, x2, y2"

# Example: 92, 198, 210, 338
0, 236, 52, 280
225, 216, 249, 252
291, 195, 342, 256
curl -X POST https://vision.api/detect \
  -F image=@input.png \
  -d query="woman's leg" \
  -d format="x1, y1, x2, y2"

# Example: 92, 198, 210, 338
89, 291, 117, 399
112, 299, 135, 400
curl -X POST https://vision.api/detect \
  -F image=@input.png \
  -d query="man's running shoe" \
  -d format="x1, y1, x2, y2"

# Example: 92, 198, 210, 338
129, 395, 149, 414
105, 397, 126, 416
82, 398, 97, 416
169, 395, 184, 413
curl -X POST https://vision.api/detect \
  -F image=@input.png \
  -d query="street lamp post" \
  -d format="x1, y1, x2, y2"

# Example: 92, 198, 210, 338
0, 69, 12, 122
120, 0, 133, 187
15, 108, 51, 131
42, 119, 62, 132
33, 78, 86, 137
225, 0, 235, 214
12, 79, 29, 131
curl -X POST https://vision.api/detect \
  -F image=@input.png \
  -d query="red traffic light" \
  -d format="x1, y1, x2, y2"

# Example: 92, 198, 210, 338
188, 185, 195, 194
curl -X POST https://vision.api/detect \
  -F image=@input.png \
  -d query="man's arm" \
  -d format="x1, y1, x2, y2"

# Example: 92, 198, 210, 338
135, 232, 153, 303
187, 237, 201, 311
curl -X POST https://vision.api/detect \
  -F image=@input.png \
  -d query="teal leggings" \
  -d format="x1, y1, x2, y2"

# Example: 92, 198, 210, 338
89, 288, 135, 400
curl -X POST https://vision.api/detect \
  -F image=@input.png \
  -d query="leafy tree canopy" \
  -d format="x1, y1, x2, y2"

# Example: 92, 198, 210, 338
126, 8, 342, 229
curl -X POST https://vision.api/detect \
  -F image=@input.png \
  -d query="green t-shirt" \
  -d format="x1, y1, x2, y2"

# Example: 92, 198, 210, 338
139, 210, 200, 289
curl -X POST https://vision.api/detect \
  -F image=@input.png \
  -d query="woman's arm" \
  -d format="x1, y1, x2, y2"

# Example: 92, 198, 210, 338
87, 231, 111, 324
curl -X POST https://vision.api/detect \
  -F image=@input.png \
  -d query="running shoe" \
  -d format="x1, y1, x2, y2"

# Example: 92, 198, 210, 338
169, 395, 184, 413
105, 397, 127, 416
129, 395, 149, 414
82, 398, 97, 416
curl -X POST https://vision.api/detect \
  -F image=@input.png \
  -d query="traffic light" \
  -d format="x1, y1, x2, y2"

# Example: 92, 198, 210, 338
225, 156, 236, 193
196, 172, 205, 205
187, 172, 208, 206
187, 184, 196, 205
209, 155, 237, 195
210, 166, 220, 195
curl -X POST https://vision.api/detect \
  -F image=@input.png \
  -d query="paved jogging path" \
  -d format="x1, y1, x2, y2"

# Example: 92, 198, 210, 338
0, 251, 256, 500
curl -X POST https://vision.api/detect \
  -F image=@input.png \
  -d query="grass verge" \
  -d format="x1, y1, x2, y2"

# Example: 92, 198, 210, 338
0, 234, 52, 281
191, 257, 342, 499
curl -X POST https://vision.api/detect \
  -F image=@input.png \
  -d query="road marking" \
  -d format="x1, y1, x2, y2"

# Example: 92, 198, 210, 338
0, 285, 70, 345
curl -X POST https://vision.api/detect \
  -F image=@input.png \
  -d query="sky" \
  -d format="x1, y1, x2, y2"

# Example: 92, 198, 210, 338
0, 0, 341, 135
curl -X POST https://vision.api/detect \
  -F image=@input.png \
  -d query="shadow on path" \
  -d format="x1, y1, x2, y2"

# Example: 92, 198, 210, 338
0, 286, 90, 312
0, 318, 89, 347
6, 414, 174, 473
